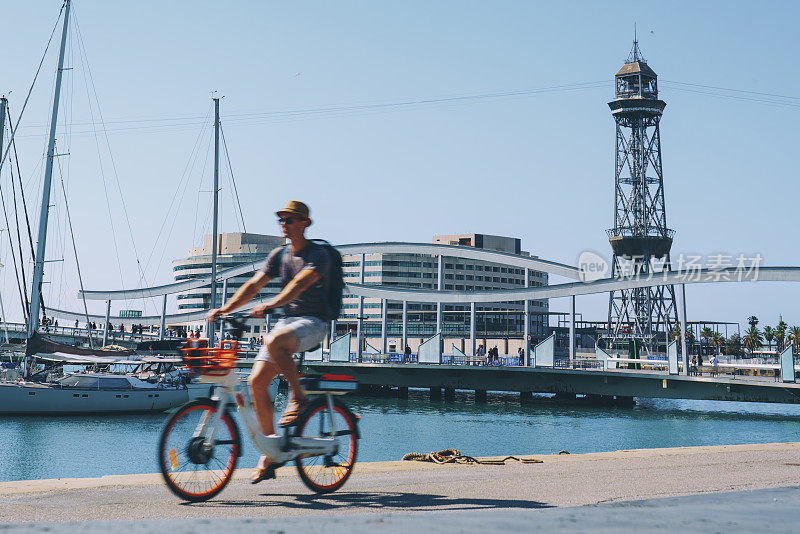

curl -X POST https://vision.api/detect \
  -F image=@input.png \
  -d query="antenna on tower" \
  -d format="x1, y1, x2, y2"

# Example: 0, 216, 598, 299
627, 23, 645, 63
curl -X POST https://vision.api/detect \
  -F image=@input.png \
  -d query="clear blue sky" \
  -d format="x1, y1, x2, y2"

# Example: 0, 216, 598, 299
1, 1, 798, 331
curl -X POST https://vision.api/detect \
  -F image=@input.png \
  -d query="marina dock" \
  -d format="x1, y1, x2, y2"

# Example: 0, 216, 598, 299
302, 361, 800, 404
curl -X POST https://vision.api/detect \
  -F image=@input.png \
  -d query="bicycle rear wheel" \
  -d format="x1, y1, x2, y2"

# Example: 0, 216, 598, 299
294, 397, 358, 493
158, 400, 240, 502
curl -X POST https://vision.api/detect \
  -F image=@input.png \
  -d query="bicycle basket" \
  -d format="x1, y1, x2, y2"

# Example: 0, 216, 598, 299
181, 339, 239, 377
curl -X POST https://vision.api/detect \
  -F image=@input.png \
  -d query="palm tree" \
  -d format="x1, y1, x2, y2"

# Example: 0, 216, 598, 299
763, 326, 774, 351
669, 324, 682, 342
789, 326, 800, 354
748, 316, 759, 328
775, 318, 788, 351
727, 333, 742, 357
700, 327, 714, 342
711, 332, 724, 355
743, 325, 763, 354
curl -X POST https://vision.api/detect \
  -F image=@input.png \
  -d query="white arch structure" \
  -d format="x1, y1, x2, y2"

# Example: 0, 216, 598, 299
63, 242, 800, 363
76, 242, 581, 301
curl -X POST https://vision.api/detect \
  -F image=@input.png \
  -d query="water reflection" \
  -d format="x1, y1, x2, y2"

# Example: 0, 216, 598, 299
1, 390, 798, 482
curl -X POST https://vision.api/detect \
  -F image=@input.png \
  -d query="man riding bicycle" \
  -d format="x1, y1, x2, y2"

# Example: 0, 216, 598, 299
207, 200, 332, 484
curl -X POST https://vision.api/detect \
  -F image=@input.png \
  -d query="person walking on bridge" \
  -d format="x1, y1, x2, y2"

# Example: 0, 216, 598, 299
208, 200, 336, 485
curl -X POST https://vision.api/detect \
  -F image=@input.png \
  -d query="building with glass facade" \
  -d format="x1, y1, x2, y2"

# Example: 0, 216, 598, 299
338, 233, 549, 354
171, 232, 549, 350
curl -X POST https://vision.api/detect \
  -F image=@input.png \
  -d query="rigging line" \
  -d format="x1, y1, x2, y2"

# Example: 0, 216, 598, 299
664, 86, 800, 110
154, 126, 214, 278
7, 128, 31, 322
11, 80, 614, 132
0, 2, 65, 179
72, 20, 129, 308
73, 10, 149, 294
142, 106, 212, 278
0, 122, 29, 322
58, 173, 92, 347
10, 82, 614, 139
219, 123, 247, 233
193, 131, 216, 244
660, 80, 800, 102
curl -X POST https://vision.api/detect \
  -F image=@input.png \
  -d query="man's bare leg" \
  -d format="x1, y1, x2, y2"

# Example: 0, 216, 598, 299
264, 328, 306, 405
248, 359, 279, 473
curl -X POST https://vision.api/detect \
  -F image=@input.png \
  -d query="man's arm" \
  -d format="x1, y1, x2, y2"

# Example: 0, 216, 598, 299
252, 268, 321, 317
211, 271, 272, 318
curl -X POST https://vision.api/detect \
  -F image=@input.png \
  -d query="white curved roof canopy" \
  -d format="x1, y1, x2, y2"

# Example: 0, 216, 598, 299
57, 267, 800, 324
345, 266, 800, 303
77, 242, 581, 301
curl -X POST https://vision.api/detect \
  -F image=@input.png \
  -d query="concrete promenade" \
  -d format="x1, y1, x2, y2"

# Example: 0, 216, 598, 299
2, 442, 800, 530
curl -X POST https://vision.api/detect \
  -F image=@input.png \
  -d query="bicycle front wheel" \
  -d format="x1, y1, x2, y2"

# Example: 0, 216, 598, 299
294, 397, 358, 493
158, 400, 240, 502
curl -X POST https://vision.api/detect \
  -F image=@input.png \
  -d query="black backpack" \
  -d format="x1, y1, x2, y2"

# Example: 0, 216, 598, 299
283, 240, 344, 321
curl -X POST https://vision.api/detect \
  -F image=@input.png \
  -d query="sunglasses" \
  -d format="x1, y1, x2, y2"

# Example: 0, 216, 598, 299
278, 217, 301, 225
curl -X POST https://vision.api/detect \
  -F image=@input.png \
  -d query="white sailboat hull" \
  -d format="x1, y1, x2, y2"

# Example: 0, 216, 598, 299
0, 382, 189, 414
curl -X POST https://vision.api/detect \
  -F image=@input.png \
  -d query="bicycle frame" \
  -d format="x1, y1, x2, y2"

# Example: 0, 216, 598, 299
195, 370, 338, 464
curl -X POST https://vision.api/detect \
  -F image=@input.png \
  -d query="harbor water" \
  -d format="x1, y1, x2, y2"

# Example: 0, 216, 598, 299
2, 390, 800, 482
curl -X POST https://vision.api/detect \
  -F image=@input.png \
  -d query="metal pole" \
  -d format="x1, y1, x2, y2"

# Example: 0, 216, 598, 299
470, 302, 476, 356
436, 255, 443, 334
356, 253, 364, 361
159, 294, 167, 341
102, 299, 110, 347
381, 299, 387, 354
401, 300, 408, 354
28, 0, 71, 338
207, 97, 220, 344
0, 102, 8, 344
570, 295, 576, 359
680, 283, 688, 374
523, 268, 529, 364
219, 278, 228, 341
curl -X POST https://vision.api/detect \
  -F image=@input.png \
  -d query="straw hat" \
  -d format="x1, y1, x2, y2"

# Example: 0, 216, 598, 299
276, 200, 311, 224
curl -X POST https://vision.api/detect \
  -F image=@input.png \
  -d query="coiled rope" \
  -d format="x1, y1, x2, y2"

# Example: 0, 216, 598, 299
402, 449, 542, 465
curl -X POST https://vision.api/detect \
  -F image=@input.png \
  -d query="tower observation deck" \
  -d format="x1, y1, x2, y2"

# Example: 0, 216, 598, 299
606, 40, 678, 353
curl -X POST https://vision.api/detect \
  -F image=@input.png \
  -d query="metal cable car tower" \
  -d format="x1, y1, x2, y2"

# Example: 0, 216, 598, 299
606, 39, 678, 354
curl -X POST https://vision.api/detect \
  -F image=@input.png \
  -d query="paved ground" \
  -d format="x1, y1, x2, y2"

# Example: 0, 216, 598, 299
3, 486, 800, 533
2, 442, 800, 530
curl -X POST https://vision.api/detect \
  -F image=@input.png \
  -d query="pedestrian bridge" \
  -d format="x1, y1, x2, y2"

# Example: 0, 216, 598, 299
30, 242, 800, 382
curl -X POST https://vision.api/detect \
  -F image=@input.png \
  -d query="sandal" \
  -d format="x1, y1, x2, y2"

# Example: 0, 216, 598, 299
251, 464, 276, 484
278, 397, 308, 427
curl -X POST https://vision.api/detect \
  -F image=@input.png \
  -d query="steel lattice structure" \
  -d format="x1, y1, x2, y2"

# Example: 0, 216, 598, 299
606, 41, 678, 353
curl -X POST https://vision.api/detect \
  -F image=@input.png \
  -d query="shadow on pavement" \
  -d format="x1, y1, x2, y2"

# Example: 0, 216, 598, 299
188, 490, 552, 511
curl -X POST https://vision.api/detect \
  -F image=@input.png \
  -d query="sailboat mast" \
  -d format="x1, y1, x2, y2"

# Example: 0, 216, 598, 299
0, 97, 10, 343
208, 97, 220, 343
28, 0, 71, 338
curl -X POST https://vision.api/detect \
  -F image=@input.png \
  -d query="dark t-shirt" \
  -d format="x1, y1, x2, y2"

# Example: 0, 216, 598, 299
260, 241, 331, 320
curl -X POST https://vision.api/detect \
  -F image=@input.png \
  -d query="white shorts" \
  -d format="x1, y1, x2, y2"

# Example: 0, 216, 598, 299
255, 316, 329, 362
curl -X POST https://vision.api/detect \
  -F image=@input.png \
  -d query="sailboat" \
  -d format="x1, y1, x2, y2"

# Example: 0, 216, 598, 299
0, 0, 194, 413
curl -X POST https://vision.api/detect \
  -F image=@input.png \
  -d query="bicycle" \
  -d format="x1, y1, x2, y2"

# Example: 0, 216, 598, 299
157, 313, 360, 502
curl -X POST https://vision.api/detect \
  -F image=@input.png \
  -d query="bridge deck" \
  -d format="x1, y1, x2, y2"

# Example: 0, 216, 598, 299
302, 362, 800, 404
